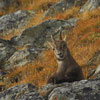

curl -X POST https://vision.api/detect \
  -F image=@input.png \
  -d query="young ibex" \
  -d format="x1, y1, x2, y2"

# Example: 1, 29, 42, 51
47, 33, 84, 84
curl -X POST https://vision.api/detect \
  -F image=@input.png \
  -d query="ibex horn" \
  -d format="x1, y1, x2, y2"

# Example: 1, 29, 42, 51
47, 41, 54, 49
64, 35, 67, 41
51, 35, 55, 43
59, 32, 62, 40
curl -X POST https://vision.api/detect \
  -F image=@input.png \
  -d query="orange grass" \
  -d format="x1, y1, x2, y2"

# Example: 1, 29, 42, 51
5, 8, 100, 88
1, 11, 44, 40
43, 6, 80, 20
5, 49, 57, 88
0, 0, 58, 16
17, 0, 58, 11
2, 2, 100, 89
0, 0, 58, 40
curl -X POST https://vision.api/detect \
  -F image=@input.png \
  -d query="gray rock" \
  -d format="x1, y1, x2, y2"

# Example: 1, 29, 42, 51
13, 18, 78, 47
2, 48, 38, 69
0, 0, 16, 11
39, 79, 100, 100
0, 10, 34, 36
0, 83, 44, 100
2, 49, 30, 69
42, 0, 74, 18
87, 65, 100, 79
83, 50, 100, 79
42, 0, 83, 19
0, 70, 6, 81
84, 50, 100, 67
80, 0, 100, 12
0, 39, 16, 69
49, 79, 100, 100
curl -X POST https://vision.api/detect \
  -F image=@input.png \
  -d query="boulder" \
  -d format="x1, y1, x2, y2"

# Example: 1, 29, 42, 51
0, 83, 44, 100
82, 50, 100, 79
0, 0, 16, 11
0, 70, 6, 81
0, 10, 34, 36
80, 0, 100, 12
12, 18, 78, 47
42, 0, 83, 19
84, 50, 100, 67
0, 39, 16, 69
2, 48, 38, 69
2, 49, 30, 69
39, 79, 100, 100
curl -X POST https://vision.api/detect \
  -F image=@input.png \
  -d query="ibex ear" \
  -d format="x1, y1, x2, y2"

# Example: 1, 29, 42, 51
59, 32, 62, 40
47, 41, 54, 49
63, 35, 67, 41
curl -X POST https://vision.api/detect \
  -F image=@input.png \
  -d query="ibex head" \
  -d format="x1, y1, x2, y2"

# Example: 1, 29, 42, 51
48, 33, 67, 60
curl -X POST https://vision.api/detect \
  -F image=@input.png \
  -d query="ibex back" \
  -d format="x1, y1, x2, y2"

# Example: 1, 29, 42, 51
47, 33, 84, 84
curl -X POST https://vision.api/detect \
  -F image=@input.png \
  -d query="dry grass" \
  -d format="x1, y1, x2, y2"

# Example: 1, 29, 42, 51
1, 11, 44, 40
43, 6, 80, 20
66, 9, 100, 78
0, 6, 80, 40
17, 0, 58, 11
5, 49, 57, 88
0, 0, 58, 40
5, 8, 100, 87
1, 0, 100, 89
0, 0, 58, 16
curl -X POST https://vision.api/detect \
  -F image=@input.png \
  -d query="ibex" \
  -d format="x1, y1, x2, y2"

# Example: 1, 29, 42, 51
47, 33, 84, 84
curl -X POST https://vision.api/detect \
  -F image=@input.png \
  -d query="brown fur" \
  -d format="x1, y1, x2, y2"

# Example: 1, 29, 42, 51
47, 34, 84, 84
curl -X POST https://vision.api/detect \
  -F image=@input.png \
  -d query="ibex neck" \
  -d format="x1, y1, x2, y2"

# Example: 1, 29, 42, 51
56, 57, 69, 74
56, 49, 76, 74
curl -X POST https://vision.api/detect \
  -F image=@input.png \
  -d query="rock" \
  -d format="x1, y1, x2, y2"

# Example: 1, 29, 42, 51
42, 0, 83, 18
0, 83, 44, 100
13, 18, 78, 47
81, 50, 100, 79
87, 65, 100, 79
0, 84, 5, 92
0, 10, 34, 36
0, 0, 16, 11
42, 0, 74, 18
39, 79, 100, 100
39, 83, 67, 100
2, 18, 77, 69
80, 0, 100, 12
2, 49, 30, 69
0, 39, 16, 69
2, 48, 37, 69
84, 50, 100, 67
0, 70, 6, 82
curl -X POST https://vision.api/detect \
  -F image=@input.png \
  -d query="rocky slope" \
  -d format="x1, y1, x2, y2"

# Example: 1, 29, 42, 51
80, 0, 100, 12
39, 77, 100, 100
0, 84, 44, 100
0, 0, 17, 12
0, 18, 78, 70
0, 77, 100, 100
0, 10, 34, 36
42, 0, 85, 19
0, 0, 100, 100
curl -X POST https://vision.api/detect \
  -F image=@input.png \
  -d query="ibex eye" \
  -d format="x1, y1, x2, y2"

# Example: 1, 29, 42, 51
63, 44, 66, 48
53, 48, 55, 51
